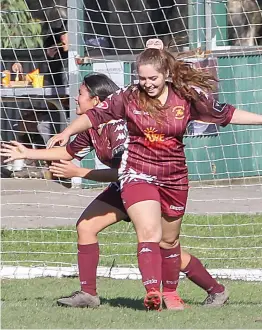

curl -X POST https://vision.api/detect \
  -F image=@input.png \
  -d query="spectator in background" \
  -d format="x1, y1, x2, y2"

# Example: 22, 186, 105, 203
45, 28, 68, 87
25, 0, 69, 86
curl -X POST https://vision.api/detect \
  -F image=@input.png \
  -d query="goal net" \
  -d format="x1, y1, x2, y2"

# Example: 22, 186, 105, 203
1, 0, 262, 281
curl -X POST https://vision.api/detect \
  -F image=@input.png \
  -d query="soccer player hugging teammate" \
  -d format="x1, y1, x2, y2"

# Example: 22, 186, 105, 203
2, 72, 229, 310
3, 49, 262, 309
46, 38, 262, 311
50, 91, 229, 308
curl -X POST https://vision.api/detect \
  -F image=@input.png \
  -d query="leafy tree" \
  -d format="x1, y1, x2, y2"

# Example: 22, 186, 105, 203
0, 0, 43, 48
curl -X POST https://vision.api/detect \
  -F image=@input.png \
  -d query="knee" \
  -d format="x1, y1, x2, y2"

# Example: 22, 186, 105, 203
159, 236, 180, 249
137, 227, 162, 243
76, 219, 98, 238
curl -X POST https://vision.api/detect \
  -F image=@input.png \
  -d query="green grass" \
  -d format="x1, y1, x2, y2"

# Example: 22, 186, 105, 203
2, 214, 262, 269
2, 277, 262, 329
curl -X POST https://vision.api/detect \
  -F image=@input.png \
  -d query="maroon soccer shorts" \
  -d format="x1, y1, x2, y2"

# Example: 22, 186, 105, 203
121, 182, 188, 218
96, 182, 130, 221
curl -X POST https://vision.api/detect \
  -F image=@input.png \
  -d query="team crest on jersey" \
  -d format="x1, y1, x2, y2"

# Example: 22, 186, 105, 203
96, 101, 108, 109
144, 127, 165, 143
172, 105, 185, 119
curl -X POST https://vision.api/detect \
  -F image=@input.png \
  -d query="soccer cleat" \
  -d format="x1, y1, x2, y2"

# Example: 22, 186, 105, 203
144, 288, 162, 311
203, 288, 229, 307
162, 291, 186, 310
57, 290, 100, 308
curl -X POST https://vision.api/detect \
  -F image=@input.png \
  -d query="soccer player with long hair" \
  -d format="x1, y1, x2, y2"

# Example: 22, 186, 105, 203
45, 39, 262, 311
2, 70, 235, 310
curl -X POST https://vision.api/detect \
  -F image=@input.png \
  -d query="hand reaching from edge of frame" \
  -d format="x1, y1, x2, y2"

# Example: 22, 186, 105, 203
47, 132, 70, 149
49, 160, 82, 178
0, 141, 28, 163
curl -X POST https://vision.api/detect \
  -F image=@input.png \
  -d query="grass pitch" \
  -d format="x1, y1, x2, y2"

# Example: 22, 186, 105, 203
2, 277, 262, 329
2, 214, 262, 328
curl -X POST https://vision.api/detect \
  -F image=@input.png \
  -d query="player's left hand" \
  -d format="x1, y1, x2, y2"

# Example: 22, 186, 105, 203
47, 132, 70, 149
49, 160, 80, 178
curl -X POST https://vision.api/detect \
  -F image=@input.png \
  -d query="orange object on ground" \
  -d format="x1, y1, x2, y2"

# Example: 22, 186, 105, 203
26, 68, 40, 82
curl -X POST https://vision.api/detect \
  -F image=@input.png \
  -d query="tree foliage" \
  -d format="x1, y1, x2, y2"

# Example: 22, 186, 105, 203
0, 0, 43, 49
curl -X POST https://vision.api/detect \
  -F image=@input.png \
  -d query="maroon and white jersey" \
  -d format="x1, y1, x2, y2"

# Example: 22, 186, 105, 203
87, 84, 236, 189
66, 119, 127, 168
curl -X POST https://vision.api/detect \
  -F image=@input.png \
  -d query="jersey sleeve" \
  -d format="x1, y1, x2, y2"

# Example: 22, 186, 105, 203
107, 120, 127, 168
107, 120, 127, 154
66, 131, 94, 161
86, 89, 126, 129
189, 89, 236, 127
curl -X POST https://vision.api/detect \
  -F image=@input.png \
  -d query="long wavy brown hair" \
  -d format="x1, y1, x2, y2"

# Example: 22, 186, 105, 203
133, 48, 218, 120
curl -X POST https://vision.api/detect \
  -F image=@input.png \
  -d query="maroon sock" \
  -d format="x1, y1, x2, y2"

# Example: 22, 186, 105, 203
182, 255, 224, 294
77, 243, 99, 296
161, 244, 181, 292
137, 242, 162, 293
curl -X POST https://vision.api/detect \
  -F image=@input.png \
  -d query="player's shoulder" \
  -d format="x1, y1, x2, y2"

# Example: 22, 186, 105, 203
98, 119, 126, 130
97, 120, 127, 145
113, 85, 138, 98
104, 119, 127, 131
190, 85, 210, 99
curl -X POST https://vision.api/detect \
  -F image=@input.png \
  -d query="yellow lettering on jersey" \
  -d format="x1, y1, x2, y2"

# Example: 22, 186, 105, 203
144, 127, 165, 143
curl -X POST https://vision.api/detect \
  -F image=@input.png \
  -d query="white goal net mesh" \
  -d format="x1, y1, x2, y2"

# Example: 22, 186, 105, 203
1, 0, 262, 280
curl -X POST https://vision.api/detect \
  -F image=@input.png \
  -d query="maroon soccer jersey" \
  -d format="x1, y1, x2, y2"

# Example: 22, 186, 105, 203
87, 84, 236, 189
66, 119, 127, 168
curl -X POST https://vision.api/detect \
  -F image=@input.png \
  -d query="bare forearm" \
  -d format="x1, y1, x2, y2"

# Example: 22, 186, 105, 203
76, 168, 118, 182
26, 147, 72, 161
230, 109, 262, 125
64, 114, 93, 136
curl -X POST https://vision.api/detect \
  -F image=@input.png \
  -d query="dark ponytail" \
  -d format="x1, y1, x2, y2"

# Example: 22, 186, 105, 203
83, 73, 119, 101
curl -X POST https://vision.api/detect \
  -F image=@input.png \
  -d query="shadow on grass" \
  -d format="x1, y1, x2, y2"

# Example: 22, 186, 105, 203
100, 297, 201, 310
100, 297, 145, 310
99, 296, 262, 310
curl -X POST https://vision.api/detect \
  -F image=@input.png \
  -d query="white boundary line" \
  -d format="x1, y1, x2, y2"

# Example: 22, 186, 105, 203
1, 266, 262, 281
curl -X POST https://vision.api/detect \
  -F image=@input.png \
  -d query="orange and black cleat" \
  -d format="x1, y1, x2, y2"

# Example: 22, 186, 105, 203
144, 288, 162, 311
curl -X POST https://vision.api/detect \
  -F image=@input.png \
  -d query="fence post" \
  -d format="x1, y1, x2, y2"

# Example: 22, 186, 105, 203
212, 0, 228, 47
68, 0, 84, 188
205, 0, 216, 50
188, 0, 206, 49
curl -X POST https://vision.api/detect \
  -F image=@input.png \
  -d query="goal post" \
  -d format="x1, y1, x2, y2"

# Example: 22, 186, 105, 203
1, 0, 262, 281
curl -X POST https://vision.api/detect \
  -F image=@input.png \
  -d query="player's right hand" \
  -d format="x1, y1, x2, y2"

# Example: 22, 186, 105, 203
0, 141, 27, 163
46, 132, 70, 149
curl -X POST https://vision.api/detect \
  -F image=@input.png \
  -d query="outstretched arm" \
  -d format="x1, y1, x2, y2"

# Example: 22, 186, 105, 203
0, 141, 72, 163
230, 109, 262, 125
49, 160, 118, 182
190, 93, 262, 127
